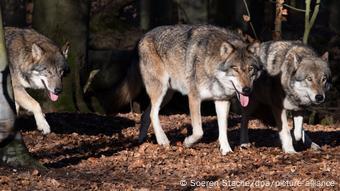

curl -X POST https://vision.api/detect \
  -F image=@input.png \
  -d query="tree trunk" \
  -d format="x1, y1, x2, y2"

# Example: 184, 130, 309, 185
0, 5, 44, 169
234, 0, 249, 31
176, 0, 208, 24
139, 0, 151, 30
32, 0, 90, 112
273, 0, 284, 40
0, 0, 26, 27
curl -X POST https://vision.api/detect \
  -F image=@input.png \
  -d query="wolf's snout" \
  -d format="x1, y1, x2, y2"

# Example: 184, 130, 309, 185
315, 94, 324, 103
54, 87, 62, 95
242, 87, 251, 96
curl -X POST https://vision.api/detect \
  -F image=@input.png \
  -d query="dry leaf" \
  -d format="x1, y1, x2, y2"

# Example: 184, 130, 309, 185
243, 15, 250, 22
282, 9, 288, 15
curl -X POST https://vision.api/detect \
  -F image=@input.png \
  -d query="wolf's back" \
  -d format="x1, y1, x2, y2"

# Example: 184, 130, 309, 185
258, 41, 317, 76
140, 25, 244, 60
4, 27, 61, 72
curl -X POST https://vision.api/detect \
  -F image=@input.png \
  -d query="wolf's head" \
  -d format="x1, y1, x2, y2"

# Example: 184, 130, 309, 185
217, 41, 262, 107
291, 52, 331, 105
29, 42, 70, 101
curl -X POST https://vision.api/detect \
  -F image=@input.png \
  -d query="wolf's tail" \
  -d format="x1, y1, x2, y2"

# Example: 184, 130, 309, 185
84, 48, 143, 114
108, 52, 143, 113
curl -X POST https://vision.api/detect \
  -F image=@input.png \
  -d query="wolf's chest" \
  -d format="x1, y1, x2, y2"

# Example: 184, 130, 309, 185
283, 98, 300, 110
18, 74, 31, 88
198, 81, 235, 100
168, 78, 189, 95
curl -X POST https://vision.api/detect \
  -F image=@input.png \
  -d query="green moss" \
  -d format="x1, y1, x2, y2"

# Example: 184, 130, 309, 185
55, 52, 77, 111
90, 11, 130, 33
308, 111, 316, 125
320, 115, 334, 125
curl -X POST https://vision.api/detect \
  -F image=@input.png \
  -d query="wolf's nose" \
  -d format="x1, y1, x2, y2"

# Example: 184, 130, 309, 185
242, 87, 251, 96
315, 94, 324, 102
54, 88, 62, 94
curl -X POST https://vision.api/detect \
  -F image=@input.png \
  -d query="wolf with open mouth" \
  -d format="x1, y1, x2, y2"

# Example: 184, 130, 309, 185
240, 40, 331, 153
138, 25, 262, 154
5, 27, 69, 134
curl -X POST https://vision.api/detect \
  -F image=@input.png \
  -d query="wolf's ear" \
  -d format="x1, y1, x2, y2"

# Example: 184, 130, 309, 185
247, 41, 260, 55
321, 51, 329, 62
61, 41, 70, 58
32, 43, 43, 61
287, 53, 301, 69
220, 42, 234, 58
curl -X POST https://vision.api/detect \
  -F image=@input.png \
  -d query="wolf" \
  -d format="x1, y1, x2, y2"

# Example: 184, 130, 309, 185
240, 41, 331, 153
5, 27, 69, 134
138, 25, 262, 154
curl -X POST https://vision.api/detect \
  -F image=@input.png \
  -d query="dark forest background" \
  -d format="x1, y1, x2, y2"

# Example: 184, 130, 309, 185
1, 0, 340, 125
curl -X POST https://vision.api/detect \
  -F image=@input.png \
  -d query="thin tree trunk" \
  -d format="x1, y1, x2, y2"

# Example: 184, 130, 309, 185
177, 0, 208, 24
273, 0, 284, 40
303, 0, 320, 44
32, 0, 90, 112
0, 5, 44, 169
139, 0, 151, 30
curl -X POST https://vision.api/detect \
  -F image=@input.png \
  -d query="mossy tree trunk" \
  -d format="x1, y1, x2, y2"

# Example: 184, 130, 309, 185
0, 0, 26, 27
0, 5, 44, 169
32, 0, 90, 112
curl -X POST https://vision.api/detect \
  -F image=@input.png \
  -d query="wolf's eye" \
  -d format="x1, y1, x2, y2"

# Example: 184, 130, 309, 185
249, 65, 257, 73
322, 75, 327, 82
231, 66, 238, 71
307, 76, 312, 81
34, 67, 46, 72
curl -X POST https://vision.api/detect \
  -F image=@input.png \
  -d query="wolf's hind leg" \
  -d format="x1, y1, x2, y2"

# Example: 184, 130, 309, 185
215, 100, 232, 155
139, 90, 174, 143
147, 80, 170, 146
13, 88, 50, 134
184, 94, 203, 147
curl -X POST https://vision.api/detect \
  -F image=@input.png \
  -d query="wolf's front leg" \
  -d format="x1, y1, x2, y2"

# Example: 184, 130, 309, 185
184, 94, 203, 147
274, 108, 296, 153
293, 115, 321, 150
215, 100, 232, 155
240, 106, 254, 148
13, 88, 51, 134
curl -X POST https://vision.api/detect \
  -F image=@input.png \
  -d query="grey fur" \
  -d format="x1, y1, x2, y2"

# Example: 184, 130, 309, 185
241, 40, 331, 153
139, 25, 261, 154
5, 27, 69, 134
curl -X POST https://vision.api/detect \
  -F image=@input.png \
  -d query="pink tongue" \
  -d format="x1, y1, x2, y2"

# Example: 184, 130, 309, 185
49, 92, 59, 102
239, 94, 249, 107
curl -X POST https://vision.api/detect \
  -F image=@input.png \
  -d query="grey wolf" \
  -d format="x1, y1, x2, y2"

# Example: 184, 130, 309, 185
138, 25, 262, 155
5, 27, 69, 134
240, 40, 331, 153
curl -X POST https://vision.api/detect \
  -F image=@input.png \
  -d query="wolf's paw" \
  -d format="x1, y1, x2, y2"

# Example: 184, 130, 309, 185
240, 143, 252, 149
310, 142, 321, 151
36, 119, 51, 134
183, 137, 194, 148
156, 134, 170, 146
183, 135, 202, 148
283, 147, 297, 154
220, 145, 233, 155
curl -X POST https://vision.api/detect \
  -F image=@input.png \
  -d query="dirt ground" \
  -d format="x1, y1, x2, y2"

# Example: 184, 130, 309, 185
0, 112, 339, 190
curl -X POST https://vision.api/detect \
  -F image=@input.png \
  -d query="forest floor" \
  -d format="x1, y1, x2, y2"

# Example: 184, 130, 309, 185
0, 112, 339, 190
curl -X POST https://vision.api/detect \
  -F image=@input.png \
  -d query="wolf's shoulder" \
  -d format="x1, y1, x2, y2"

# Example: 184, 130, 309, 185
5, 27, 59, 52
